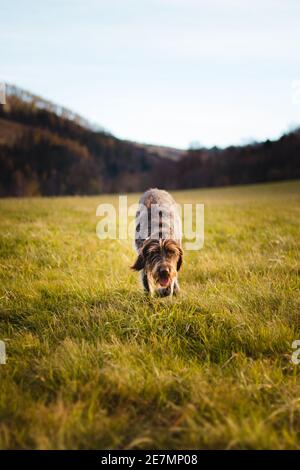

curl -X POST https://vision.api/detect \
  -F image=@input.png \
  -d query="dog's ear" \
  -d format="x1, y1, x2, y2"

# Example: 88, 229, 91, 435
131, 239, 158, 271
177, 246, 183, 271
131, 252, 145, 271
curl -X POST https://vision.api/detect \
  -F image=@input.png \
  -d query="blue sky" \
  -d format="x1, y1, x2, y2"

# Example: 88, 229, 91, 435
1, 0, 300, 148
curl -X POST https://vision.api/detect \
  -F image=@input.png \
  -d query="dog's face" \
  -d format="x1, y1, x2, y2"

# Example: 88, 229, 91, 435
132, 239, 182, 291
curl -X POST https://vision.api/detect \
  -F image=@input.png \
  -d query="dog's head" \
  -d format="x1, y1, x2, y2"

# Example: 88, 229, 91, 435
131, 239, 183, 289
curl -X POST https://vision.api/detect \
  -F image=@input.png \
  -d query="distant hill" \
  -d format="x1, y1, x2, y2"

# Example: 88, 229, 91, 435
133, 142, 185, 161
0, 84, 299, 196
0, 84, 174, 196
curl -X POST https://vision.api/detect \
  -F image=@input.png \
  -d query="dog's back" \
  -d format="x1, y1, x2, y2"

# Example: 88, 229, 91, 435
135, 188, 182, 251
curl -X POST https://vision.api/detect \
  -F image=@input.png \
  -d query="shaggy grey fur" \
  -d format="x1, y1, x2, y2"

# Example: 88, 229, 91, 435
134, 188, 182, 251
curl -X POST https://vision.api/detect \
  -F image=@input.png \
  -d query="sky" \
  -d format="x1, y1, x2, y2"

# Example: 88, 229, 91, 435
1, 0, 300, 149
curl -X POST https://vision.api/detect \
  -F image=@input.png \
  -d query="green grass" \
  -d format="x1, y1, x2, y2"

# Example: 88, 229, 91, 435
0, 180, 300, 449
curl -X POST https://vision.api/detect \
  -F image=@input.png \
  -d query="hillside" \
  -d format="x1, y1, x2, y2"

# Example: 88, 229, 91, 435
0, 85, 167, 196
0, 84, 299, 196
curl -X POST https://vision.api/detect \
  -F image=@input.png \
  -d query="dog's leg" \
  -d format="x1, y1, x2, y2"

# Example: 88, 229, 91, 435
142, 272, 156, 296
141, 271, 150, 292
173, 278, 180, 296
148, 276, 158, 297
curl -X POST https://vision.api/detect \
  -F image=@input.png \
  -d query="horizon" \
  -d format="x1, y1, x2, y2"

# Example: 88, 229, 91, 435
2, 0, 300, 148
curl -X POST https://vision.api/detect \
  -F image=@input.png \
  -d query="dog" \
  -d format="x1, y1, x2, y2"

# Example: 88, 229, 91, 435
131, 188, 183, 297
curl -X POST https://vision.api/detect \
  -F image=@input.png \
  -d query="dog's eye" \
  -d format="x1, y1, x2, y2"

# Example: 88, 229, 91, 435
148, 251, 160, 262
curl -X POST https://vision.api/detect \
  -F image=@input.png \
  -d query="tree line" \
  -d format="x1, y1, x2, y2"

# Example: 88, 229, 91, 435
0, 85, 299, 196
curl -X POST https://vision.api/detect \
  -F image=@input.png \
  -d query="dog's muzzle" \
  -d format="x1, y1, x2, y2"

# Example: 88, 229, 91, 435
158, 267, 171, 287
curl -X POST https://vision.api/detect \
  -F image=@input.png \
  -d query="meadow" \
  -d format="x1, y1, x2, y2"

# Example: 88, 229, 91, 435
0, 180, 299, 449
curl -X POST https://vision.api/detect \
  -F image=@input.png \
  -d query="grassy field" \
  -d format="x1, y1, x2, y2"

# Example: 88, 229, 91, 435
0, 180, 299, 450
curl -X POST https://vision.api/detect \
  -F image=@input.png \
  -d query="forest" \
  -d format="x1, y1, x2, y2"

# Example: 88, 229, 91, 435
0, 85, 299, 196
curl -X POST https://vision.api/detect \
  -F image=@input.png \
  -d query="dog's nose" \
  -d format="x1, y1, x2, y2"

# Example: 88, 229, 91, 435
159, 268, 169, 277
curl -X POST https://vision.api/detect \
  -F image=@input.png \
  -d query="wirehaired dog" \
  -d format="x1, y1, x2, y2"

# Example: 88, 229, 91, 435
131, 188, 183, 297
